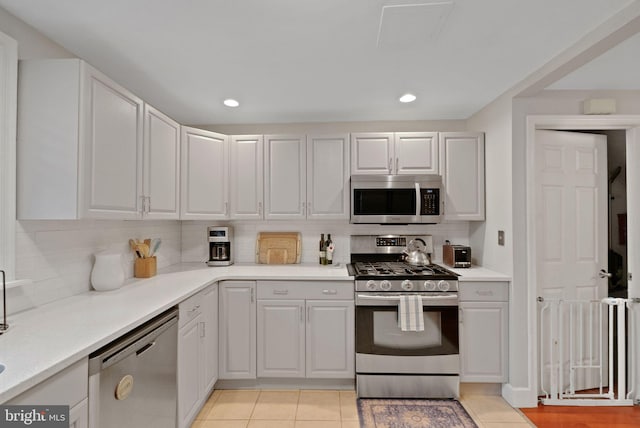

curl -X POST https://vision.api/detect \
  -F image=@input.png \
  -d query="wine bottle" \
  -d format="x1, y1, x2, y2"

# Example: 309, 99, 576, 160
326, 234, 333, 265
319, 233, 326, 264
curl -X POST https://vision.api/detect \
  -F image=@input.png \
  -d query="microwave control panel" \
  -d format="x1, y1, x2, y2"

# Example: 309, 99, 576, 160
420, 188, 440, 215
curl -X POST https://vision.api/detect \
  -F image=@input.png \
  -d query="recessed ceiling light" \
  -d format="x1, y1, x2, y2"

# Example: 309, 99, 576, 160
223, 99, 240, 107
399, 93, 417, 103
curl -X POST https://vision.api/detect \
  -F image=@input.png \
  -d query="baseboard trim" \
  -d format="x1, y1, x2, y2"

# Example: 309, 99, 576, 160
502, 384, 538, 408
215, 378, 355, 390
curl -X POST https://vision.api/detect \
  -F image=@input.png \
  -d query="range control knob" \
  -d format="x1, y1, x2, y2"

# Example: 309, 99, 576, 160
380, 280, 392, 291
437, 280, 450, 292
401, 280, 414, 291
366, 280, 377, 291
424, 280, 437, 291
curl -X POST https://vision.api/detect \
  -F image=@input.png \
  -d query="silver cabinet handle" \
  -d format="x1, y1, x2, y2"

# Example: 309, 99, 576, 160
459, 308, 463, 324
258, 202, 262, 216
273, 289, 289, 295
475, 290, 494, 296
200, 321, 205, 338
251, 287, 254, 303
300, 305, 304, 322
188, 304, 200, 313
225, 201, 229, 216
396, 157, 399, 172
388, 158, 392, 173
307, 201, 311, 216
302, 202, 306, 216
146, 196, 151, 213
307, 306, 310, 323
139, 195, 146, 214
322, 289, 338, 295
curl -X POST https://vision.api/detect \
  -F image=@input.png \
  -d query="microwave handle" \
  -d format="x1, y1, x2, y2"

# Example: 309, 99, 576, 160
415, 183, 421, 217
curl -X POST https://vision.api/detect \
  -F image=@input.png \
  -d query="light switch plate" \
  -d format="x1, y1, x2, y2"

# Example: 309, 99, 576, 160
498, 230, 505, 246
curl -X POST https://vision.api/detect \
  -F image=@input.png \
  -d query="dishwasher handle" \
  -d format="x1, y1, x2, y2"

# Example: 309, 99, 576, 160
89, 308, 178, 375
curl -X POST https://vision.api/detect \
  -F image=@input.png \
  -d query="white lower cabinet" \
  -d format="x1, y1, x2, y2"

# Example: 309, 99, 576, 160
178, 283, 218, 428
257, 300, 305, 377
459, 281, 509, 383
256, 281, 354, 379
219, 281, 257, 379
306, 300, 355, 378
8, 358, 88, 428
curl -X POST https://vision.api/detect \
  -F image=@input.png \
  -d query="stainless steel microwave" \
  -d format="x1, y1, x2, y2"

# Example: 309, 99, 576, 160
350, 175, 443, 224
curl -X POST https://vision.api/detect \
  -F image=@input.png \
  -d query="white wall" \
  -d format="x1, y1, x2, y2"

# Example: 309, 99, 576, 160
182, 220, 470, 265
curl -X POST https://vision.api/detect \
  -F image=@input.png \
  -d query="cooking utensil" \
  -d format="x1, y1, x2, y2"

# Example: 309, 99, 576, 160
402, 238, 432, 266
150, 238, 161, 257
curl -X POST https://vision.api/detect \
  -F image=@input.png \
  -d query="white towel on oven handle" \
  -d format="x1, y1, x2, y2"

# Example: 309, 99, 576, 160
398, 294, 424, 331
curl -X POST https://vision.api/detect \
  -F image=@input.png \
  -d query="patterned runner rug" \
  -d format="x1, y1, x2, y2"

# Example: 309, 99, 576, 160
357, 398, 478, 428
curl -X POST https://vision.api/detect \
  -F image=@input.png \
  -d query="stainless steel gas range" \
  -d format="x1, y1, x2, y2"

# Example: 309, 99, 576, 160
348, 235, 460, 399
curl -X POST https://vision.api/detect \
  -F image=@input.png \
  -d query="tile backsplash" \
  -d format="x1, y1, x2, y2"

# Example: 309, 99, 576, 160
182, 220, 470, 265
11, 219, 181, 314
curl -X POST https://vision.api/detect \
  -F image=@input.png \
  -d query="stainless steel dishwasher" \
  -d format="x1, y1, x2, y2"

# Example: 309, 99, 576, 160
88, 308, 178, 428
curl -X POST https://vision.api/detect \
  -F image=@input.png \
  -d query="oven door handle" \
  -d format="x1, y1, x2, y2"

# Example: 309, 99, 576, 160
356, 293, 458, 306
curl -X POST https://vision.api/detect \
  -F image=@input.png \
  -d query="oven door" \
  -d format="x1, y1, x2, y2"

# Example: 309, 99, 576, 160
355, 293, 458, 357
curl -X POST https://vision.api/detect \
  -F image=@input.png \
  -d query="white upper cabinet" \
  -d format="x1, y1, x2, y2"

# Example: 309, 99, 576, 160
230, 135, 264, 219
181, 127, 229, 220
306, 134, 350, 219
394, 132, 438, 175
350, 132, 394, 174
351, 132, 437, 175
439, 132, 485, 220
81, 65, 144, 219
264, 135, 306, 220
143, 104, 180, 219
17, 59, 145, 219
17, 59, 180, 220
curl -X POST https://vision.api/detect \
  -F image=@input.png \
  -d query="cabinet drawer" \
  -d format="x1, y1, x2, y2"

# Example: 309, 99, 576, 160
459, 281, 508, 302
179, 292, 203, 327
10, 358, 88, 407
257, 281, 353, 300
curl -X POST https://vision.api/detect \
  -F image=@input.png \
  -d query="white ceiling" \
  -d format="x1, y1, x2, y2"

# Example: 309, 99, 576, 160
0, 0, 636, 124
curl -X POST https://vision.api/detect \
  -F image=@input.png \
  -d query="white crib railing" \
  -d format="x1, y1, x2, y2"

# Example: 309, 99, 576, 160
538, 297, 637, 406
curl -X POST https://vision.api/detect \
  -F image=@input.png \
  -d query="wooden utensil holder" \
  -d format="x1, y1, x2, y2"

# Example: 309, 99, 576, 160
135, 257, 157, 278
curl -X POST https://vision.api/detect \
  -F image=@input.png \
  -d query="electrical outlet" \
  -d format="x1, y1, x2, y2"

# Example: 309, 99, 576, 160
498, 230, 505, 246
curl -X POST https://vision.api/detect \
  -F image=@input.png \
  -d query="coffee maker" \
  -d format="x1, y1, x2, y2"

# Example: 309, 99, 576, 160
207, 226, 233, 266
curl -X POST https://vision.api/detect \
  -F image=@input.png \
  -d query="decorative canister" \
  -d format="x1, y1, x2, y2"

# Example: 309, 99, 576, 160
91, 251, 125, 291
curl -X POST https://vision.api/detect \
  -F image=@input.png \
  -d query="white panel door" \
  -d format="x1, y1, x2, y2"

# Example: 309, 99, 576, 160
439, 132, 485, 220
350, 133, 394, 174
535, 130, 608, 392
264, 135, 306, 219
181, 127, 229, 219
201, 284, 218, 395
395, 132, 438, 175
306, 300, 354, 378
219, 281, 256, 379
460, 301, 508, 382
306, 134, 350, 219
82, 64, 143, 219
230, 135, 264, 219
143, 104, 180, 219
257, 300, 305, 377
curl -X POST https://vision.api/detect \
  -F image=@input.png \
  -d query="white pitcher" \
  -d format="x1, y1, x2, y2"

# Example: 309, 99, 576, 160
91, 251, 125, 291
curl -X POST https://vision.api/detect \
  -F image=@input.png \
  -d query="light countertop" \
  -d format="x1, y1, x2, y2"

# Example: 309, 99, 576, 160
0, 261, 509, 403
0, 263, 352, 403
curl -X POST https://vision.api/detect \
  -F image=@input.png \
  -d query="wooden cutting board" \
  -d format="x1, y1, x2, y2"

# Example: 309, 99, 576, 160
256, 232, 301, 264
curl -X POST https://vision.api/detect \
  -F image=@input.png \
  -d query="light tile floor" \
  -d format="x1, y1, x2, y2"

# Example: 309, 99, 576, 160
192, 389, 534, 428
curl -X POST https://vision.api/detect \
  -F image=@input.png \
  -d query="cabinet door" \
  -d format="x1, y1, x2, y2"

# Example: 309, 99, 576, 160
264, 135, 306, 219
257, 300, 305, 377
230, 135, 264, 219
178, 315, 202, 428
306, 134, 350, 219
395, 132, 438, 175
201, 284, 219, 395
219, 281, 257, 379
81, 63, 143, 219
69, 398, 88, 428
143, 104, 180, 219
181, 127, 229, 219
459, 301, 508, 382
350, 133, 394, 175
439, 132, 485, 220
306, 300, 354, 378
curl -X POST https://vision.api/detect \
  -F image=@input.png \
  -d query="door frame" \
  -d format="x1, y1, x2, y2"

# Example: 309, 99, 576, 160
526, 115, 640, 404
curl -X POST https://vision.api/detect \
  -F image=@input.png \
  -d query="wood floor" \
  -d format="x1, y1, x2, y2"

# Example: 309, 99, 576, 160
521, 404, 640, 428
